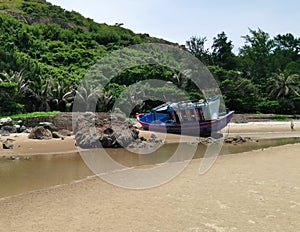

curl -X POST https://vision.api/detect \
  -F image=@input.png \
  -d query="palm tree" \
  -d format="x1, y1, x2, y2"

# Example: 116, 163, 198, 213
72, 80, 103, 112
268, 72, 300, 99
172, 69, 191, 88
50, 79, 76, 111
98, 90, 113, 112
0, 70, 37, 114
35, 76, 55, 111
0, 71, 33, 100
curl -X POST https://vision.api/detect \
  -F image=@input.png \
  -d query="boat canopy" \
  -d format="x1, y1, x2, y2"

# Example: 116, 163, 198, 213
151, 96, 220, 121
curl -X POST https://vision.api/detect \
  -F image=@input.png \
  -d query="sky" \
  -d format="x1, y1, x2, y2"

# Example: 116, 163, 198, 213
47, 0, 300, 52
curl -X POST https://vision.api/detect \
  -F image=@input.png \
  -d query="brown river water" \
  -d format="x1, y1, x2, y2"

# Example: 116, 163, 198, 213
1, 137, 300, 198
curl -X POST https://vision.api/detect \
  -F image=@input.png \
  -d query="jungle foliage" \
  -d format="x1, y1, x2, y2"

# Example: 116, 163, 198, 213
0, 0, 299, 115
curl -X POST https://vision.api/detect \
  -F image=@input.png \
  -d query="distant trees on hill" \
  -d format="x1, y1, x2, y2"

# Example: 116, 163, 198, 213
186, 29, 300, 114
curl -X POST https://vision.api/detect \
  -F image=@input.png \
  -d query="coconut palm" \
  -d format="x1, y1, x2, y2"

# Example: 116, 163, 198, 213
72, 80, 103, 112
98, 90, 113, 111
35, 76, 56, 111
172, 69, 191, 88
0, 70, 38, 114
0, 71, 33, 99
50, 79, 76, 111
268, 72, 300, 99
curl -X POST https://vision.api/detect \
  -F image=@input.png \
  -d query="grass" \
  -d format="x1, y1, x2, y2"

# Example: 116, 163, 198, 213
274, 114, 289, 121
0, 111, 60, 119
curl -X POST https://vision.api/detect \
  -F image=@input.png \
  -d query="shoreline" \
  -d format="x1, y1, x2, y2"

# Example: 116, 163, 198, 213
0, 121, 299, 157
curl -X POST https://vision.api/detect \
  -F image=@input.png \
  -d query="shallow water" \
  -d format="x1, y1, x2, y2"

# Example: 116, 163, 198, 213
0, 137, 300, 198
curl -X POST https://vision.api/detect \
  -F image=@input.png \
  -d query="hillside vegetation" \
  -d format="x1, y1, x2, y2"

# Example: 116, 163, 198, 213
0, 0, 299, 115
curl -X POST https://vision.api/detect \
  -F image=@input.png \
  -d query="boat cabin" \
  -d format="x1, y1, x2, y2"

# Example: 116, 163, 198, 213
147, 97, 220, 124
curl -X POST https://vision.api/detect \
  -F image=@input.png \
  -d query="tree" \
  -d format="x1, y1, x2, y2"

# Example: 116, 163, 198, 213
49, 79, 75, 111
268, 72, 300, 99
271, 33, 300, 72
0, 71, 32, 99
211, 32, 237, 70
186, 36, 211, 65
209, 66, 259, 113
172, 69, 191, 88
239, 28, 274, 83
0, 71, 32, 114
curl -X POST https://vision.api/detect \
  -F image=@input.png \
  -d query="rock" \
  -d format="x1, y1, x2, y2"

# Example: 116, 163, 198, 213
58, 129, 72, 136
114, 129, 137, 147
14, 125, 21, 132
224, 136, 257, 144
17, 120, 23, 126
0, 117, 13, 127
19, 125, 27, 133
24, 128, 32, 133
3, 139, 16, 149
0, 130, 10, 136
140, 136, 147, 141
28, 126, 53, 140
3, 143, 14, 149
1, 125, 17, 133
53, 113, 73, 131
100, 134, 117, 148
52, 131, 64, 139
38, 122, 58, 132
9, 156, 20, 160
150, 133, 157, 139
74, 112, 141, 148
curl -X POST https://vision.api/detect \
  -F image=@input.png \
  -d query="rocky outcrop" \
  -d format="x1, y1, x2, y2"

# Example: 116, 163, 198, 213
0, 117, 13, 127
39, 122, 58, 132
28, 126, 53, 140
0, 118, 27, 136
74, 112, 140, 148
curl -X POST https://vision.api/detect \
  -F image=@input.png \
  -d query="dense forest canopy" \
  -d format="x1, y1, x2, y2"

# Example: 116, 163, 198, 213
0, 0, 299, 115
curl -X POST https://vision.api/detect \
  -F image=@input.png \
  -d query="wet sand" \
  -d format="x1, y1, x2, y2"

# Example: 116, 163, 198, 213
0, 122, 300, 231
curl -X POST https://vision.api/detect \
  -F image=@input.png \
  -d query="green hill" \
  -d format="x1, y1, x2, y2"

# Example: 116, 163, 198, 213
0, 0, 183, 114
0, 0, 299, 116
0, 0, 177, 79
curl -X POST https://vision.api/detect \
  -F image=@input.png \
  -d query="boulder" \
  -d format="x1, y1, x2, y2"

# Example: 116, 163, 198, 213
2, 139, 16, 149
38, 122, 58, 132
3, 143, 14, 149
0, 130, 10, 136
0, 117, 13, 127
74, 112, 141, 148
52, 131, 64, 139
1, 125, 17, 133
58, 129, 72, 136
19, 125, 27, 133
28, 126, 53, 140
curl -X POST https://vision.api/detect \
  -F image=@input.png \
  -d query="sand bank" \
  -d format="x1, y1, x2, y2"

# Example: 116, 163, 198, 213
0, 142, 300, 231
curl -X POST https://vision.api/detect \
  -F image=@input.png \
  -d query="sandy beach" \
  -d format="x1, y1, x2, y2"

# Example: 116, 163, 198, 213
0, 121, 300, 231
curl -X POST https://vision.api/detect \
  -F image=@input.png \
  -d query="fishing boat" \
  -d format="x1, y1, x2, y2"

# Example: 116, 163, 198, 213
136, 96, 234, 136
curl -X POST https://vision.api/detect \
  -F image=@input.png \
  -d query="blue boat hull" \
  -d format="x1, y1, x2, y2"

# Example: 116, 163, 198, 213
137, 111, 234, 136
